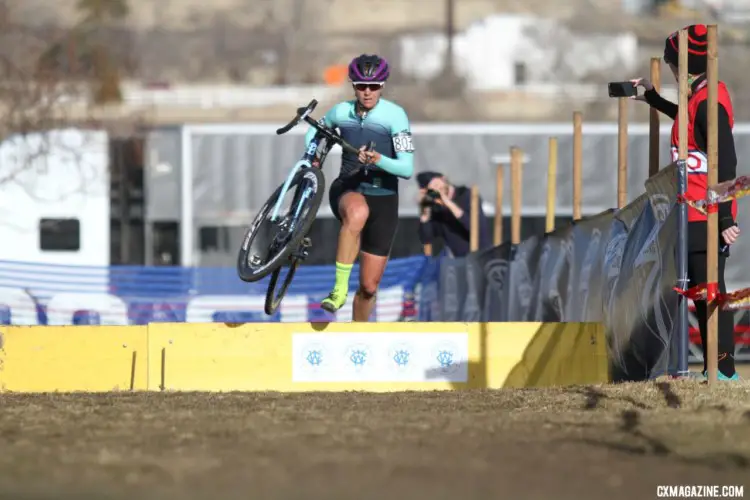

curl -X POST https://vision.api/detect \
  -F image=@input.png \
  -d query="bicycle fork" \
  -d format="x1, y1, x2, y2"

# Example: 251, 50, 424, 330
270, 160, 311, 221
270, 137, 319, 222
269, 179, 312, 251
288, 184, 313, 233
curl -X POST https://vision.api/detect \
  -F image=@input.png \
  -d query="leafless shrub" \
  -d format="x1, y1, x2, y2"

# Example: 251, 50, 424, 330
0, 2, 94, 185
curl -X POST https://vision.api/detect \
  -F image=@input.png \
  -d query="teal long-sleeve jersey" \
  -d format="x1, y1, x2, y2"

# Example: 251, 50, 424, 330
304, 98, 414, 195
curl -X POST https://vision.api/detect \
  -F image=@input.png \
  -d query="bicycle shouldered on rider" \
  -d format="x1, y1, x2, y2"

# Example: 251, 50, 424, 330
630, 23, 740, 381
303, 54, 415, 321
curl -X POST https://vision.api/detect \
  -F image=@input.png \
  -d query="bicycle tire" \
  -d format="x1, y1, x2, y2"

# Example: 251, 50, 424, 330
264, 256, 300, 315
236, 167, 325, 283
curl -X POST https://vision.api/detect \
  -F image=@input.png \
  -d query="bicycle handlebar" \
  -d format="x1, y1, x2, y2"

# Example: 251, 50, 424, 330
275, 99, 317, 136
276, 99, 375, 157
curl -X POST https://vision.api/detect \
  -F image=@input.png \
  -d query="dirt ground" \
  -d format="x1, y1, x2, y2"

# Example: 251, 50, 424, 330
1, 380, 749, 500
735, 363, 750, 379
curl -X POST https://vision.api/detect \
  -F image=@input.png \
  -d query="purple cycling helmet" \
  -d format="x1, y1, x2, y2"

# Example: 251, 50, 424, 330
348, 54, 390, 83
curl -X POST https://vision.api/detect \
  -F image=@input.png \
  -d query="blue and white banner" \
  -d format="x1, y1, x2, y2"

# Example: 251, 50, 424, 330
0, 256, 426, 325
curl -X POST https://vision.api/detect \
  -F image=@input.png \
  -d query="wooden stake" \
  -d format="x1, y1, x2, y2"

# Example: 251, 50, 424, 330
470, 185, 480, 252
573, 112, 583, 220
546, 137, 558, 233
706, 25, 720, 385
617, 97, 628, 208
493, 163, 504, 245
511, 147, 523, 244
649, 57, 661, 177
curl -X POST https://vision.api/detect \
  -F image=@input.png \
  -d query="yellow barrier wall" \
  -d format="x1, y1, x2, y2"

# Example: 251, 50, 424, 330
0, 322, 609, 393
0, 325, 148, 392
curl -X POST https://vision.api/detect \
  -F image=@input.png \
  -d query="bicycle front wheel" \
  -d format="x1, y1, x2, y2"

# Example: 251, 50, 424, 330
236, 167, 324, 283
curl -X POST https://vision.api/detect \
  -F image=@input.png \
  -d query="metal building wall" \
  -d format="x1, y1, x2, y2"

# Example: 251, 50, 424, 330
144, 122, 750, 288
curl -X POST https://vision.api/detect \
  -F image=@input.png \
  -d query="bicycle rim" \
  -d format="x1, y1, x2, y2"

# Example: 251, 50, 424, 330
264, 258, 300, 316
237, 167, 324, 283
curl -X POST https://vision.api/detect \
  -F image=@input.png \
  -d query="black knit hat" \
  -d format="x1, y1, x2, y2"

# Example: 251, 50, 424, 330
664, 24, 708, 75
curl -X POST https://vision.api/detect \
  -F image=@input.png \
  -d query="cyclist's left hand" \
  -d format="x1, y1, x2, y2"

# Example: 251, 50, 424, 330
365, 151, 381, 164
358, 145, 380, 165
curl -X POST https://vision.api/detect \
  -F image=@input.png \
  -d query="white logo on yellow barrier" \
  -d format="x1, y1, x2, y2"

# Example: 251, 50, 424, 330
292, 333, 469, 383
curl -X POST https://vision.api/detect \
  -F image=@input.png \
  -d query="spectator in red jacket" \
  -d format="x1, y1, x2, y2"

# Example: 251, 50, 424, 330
631, 24, 740, 381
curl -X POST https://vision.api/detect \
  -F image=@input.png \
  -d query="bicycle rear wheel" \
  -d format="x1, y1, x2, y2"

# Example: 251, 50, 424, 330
237, 167, 324, 283
264, 243, 305, 316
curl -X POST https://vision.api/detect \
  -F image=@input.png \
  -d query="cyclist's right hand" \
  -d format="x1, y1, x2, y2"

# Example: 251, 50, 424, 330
357, 145, 370, 164
630, 78, 653, 102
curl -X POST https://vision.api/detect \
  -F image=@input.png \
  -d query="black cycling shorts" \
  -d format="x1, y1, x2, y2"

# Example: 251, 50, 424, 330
329, 176, 399, 257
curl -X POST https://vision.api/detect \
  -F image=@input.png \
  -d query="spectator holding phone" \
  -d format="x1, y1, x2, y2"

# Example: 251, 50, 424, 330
416, 171, 491, 257
630, 24, 740, 381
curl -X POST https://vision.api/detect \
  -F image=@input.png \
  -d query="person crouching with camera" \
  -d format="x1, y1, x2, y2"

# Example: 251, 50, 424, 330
416, 171, 491, 257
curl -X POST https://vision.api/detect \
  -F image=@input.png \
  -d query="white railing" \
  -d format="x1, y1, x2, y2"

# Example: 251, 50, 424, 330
13, 80, 681, 110
117, 83, 345, 109
118, 82, 680, 108
512, 83, 678, 101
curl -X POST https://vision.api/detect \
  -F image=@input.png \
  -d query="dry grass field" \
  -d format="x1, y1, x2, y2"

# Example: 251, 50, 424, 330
1, 380, 749, 500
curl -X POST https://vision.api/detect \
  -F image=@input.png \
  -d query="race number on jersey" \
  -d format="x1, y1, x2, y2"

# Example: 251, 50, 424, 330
392, 131, 414, 153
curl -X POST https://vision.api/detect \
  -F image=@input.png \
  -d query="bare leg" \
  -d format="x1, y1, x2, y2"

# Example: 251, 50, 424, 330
321, 192, 369, 313
336, 192, 368, 265
353, 251, 389, 322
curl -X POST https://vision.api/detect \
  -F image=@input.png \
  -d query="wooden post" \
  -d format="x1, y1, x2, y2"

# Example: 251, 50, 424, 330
677, 29, 691, 378
511, 147, 523, 244
649, 57, 661, 177
493, 163, 504, 245
617, 97, 628, 208
706, 25, 719, 385
573, 111, 583, 220
470, 185, 480, 252
546, 137, 558, 233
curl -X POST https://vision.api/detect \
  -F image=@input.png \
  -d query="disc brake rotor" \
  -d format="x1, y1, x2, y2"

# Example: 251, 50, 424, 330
249, 216, 293, 268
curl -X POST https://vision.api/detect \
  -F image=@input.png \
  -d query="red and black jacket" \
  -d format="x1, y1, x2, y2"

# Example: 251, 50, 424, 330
645, 74, 738, 251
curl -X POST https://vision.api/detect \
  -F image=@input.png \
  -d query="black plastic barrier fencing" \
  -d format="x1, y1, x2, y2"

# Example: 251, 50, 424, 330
417, 164, 682, 381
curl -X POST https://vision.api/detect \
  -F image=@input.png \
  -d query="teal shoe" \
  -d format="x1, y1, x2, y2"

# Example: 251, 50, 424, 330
701, 370, 742, 381
718, 371, 741, 381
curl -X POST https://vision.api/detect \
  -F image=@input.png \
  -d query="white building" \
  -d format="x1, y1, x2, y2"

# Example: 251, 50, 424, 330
398, 14, 639, 91
0, 129, 110, 266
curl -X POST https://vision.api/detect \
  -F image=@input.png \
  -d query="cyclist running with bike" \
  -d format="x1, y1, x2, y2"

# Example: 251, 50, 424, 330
304, 54, 414, 321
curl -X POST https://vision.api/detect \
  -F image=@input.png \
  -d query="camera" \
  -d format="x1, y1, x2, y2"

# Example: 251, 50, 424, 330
421, 188, 441, 207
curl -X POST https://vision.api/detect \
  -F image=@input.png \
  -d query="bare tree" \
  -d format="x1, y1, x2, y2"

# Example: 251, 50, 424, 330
74, 0, 131, 103
0, 2, 96, 185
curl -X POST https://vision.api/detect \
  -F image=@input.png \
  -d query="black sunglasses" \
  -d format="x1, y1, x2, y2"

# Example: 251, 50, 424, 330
353, 83, 383, 91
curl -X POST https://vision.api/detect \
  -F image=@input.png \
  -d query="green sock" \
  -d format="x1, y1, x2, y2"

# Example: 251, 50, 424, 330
333, 262, 353, 296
